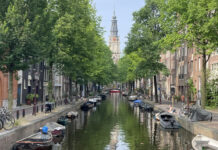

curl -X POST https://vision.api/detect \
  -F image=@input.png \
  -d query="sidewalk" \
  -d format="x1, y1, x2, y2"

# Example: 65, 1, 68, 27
0, 100, 84, 149
144, 99, 218, 141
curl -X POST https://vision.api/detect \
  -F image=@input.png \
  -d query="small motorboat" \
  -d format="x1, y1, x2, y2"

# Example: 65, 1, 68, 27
192, 135, 218, 150
100, 94, 107, 100
13, 132, 53, 150
88, 98, 97, 106
139, 103, 153, 112
40, 122, 65, 144
159, 113, 180, 129
110, 89, 120, 93
66, 111, 78, 119
95, 96, 102, 101
80, 101, 94, 111
57, 116, 69, 126
133, 99, 142, 107
122, 91, 128, 96
128, 95, 137, 101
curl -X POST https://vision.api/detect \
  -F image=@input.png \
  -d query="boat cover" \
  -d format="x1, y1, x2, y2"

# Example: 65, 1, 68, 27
133, 100, 142, 103
40, 122, 65, 131
189, 107, 212, 122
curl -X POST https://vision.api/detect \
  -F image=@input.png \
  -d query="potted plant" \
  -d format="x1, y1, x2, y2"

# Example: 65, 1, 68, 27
26, 94, 34, 105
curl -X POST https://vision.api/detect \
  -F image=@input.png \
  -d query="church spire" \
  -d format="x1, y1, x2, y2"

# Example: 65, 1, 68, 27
109, 10, 120, 64
110, 10, 118, 37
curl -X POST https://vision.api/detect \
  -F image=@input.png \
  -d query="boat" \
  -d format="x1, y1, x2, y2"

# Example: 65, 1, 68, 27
139, 102, 153, 112
57, 116, 69, 126
192, 135, 218, 150
66, 111, 78, 119
110, 89, 120, 93
12, 132, 53, 150
88, 98, 97, 106
122, 91, 128, 96
133, 99, 142, 107
154, 113, 160, 121
100, 94, 107, 100
128, 95, 137, 101
95, 96, 102, 101
40, 122, 65, 144
80, 101, 94, 111
159, 113, 180, 129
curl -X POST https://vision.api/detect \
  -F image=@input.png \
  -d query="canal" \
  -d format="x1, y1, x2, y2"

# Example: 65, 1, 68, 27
62, 94, 194, 150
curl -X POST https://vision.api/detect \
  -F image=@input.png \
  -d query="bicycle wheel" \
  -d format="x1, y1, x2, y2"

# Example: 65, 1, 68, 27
3, 115, 14, 130
7, 113, 15, 124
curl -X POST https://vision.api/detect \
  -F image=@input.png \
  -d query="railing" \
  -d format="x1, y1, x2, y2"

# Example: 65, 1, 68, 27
10, 100, 65, 120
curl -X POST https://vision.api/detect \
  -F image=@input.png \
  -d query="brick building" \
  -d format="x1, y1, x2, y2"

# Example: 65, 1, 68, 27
0, 72, 18, 107
159, 47, 218, 102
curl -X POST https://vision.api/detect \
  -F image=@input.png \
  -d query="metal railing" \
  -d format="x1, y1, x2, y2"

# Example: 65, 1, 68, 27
10, 100, 65, 120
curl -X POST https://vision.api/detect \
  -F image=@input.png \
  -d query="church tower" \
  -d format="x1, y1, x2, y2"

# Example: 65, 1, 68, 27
109, 11, 120, 64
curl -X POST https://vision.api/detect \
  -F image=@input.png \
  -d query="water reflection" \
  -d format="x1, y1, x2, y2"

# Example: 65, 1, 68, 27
62, 94, 194, 150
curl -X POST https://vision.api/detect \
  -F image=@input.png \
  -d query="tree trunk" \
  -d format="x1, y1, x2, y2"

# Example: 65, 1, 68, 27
8, 71, 13, 110
154, 75, 158, 103
75, 81, 78, 101
48, 62, 53, 102
150, 78, 153, 101
143, 78, 146, 97
69, 78, 72, 101
201, 50, 207, 108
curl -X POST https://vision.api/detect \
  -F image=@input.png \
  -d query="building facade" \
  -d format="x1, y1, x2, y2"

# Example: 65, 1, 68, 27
159, 46, 218, 102
109, 11, 120, 64
0, 72, 18, 108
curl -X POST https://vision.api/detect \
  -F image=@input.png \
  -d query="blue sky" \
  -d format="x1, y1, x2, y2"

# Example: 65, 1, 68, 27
92, 0, 145, 54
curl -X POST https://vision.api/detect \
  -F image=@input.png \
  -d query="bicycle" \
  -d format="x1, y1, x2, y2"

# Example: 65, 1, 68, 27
0, 107, 15, 130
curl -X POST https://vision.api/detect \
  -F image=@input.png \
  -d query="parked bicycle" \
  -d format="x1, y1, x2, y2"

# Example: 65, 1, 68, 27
0, 107, 15, 130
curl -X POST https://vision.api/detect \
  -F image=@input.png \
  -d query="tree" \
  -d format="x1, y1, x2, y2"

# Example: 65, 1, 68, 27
123, 0, 167, 101
0, 0, 46, 109
158, 0, 218, 108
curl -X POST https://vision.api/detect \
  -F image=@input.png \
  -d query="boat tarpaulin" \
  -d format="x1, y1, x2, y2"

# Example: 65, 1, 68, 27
189, 107, 212, 122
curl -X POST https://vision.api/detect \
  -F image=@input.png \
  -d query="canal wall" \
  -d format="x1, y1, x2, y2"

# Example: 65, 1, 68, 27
0, 101, 83, 150
144, 100, 218, 141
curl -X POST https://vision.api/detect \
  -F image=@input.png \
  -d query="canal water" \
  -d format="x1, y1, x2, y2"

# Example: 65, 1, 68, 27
62, 94, 194, 150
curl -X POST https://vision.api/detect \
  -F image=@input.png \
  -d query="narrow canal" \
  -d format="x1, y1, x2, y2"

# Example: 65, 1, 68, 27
62, 94, 194, 150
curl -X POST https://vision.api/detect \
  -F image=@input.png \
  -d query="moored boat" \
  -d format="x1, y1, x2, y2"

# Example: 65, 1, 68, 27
128, 95, 137, 101
159, 113, 180, 129
57, 116, 69, 126
139, 102, 154, 112
80, 101, 94, 111
110, 89, 120, 93
66, 111, 78, 119
40, 122, 65, 144
100, 94, 107, 100
192, 135, 218, 150
13, 132, 53, 150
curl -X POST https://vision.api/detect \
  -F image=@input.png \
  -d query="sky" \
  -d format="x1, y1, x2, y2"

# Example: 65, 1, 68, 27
92, 0, 145, 54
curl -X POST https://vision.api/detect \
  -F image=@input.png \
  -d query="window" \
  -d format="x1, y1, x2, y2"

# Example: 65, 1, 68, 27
184, 63, 187, 74
198, 58, 201, 72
